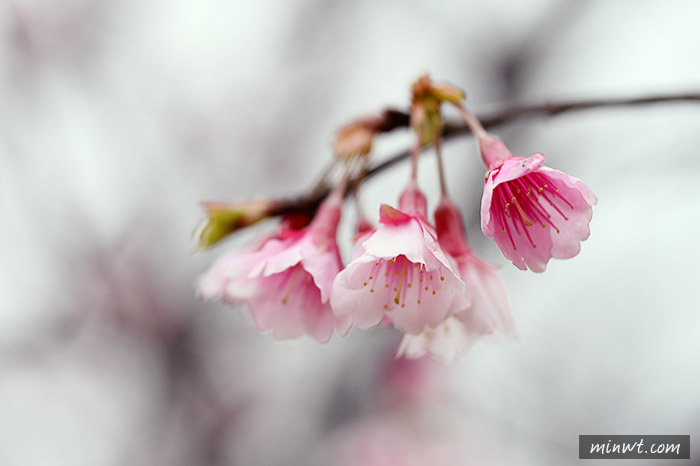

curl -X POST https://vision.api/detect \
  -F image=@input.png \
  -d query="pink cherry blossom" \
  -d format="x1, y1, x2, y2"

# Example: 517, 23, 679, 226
479, 134, 597, 272
198, 194, 351, 343
331, 183, 465, 335
398, 197, 515, 363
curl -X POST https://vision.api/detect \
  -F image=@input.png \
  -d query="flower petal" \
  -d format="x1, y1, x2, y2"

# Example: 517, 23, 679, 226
538, 168, 597, 259
331, 257, 391, 329
456, 255, 516, 338
397, 316, 473, 364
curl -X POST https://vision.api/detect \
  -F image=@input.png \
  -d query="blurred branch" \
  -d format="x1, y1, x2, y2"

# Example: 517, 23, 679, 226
360, 92, 700, 184
215, 91, 700, 240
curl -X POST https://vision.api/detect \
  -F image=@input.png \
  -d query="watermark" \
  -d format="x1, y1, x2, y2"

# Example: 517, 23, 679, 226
579, 435, 690, 459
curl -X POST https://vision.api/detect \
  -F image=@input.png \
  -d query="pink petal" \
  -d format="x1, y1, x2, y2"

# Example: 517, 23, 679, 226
361, 218, 427, 262
480, 153, 546, 238
385, 261, 463, 334
298, 234, 343, 303
246, 265, 343, 343
332, 253, 462, 334
538, 168, 597, 259
489, 209, 555, 272
197, 253, 237, 301
455, 255, 516, 338
331, 256, 392, 329
379, 203, 413, 225
396, 316, 473, 364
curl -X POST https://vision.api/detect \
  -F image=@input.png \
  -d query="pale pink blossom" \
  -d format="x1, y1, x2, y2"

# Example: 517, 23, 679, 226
479, 134, 597, 272
397, 316, 473, 363
398, 197, 515, 363
325, 357, 478, 466
198, 194, 351, 343
331, 183, 465, 335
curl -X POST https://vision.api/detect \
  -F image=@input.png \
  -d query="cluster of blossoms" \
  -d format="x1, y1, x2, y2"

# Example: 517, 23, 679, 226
197, 76, 597, 363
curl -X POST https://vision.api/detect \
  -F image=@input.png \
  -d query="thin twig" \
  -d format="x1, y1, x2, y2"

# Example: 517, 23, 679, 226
253, 92, 700, 222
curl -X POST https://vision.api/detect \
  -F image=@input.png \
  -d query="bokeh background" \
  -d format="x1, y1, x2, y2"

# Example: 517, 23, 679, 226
2, 1, 700, 465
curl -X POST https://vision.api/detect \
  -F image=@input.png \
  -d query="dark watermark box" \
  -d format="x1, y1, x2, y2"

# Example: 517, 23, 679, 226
579, 435, 690, 459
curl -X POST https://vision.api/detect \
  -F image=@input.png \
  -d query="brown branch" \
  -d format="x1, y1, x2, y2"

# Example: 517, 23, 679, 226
245, 92, 700, 226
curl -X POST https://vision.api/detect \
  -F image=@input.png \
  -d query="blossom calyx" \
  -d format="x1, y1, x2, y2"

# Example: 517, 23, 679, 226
333, 119, 377, 158
197, 199, 274, 250
410, 75, 465, 144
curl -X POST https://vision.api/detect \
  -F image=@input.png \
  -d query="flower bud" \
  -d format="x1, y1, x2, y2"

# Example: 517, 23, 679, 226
332, 121, 376, 158
196, 199, 272, 250
410, 75, 465, 144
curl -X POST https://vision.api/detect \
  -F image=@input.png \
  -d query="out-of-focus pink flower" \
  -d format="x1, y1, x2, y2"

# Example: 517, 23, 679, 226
479, 134, 597, 272
398, 197, 515, 363
397, 316, 473, 363
331, 183, 464, 335
324, 357, 479, 466
198, 194, 351, 343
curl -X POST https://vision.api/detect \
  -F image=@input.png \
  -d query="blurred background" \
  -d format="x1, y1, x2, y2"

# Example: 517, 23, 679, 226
2, 0, 700, 465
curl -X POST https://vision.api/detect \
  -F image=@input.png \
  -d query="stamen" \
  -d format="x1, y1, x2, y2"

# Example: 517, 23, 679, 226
539, 189, 569, 220
394, 261, 406, 304
532, 173, 574, 210
495, 187, 517, 250
504, 182, 533, 227
365, 259, 384, 291
280, 267, 304, 304
522, 176, 563, 232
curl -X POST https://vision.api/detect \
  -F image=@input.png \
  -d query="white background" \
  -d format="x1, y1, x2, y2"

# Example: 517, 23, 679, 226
1, 1, 699, 465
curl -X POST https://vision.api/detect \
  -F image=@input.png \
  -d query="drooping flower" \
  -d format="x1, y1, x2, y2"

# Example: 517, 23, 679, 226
398, 197, 515, 363
198, 193, 351, 343
331, 182, 465, 335
479, 134, 597, 272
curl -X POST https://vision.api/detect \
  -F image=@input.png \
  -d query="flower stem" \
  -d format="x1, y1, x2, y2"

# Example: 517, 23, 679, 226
409, 143, 421, 183
352, 155, 369, 223
434, 138, 448, 197
330, 157, 357, 201
456, 104, 489, 139
201, 90, 700, 247
311, 156, 340, 198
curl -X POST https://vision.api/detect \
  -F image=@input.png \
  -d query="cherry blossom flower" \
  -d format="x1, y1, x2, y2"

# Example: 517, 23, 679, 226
479, 134, 597, 272
331, 183, 465, 335
198, 193, 351, 343
398, 197, 515, 363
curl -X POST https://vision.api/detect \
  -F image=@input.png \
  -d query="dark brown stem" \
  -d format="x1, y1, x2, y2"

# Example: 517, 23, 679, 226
228, 92, 700, 230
